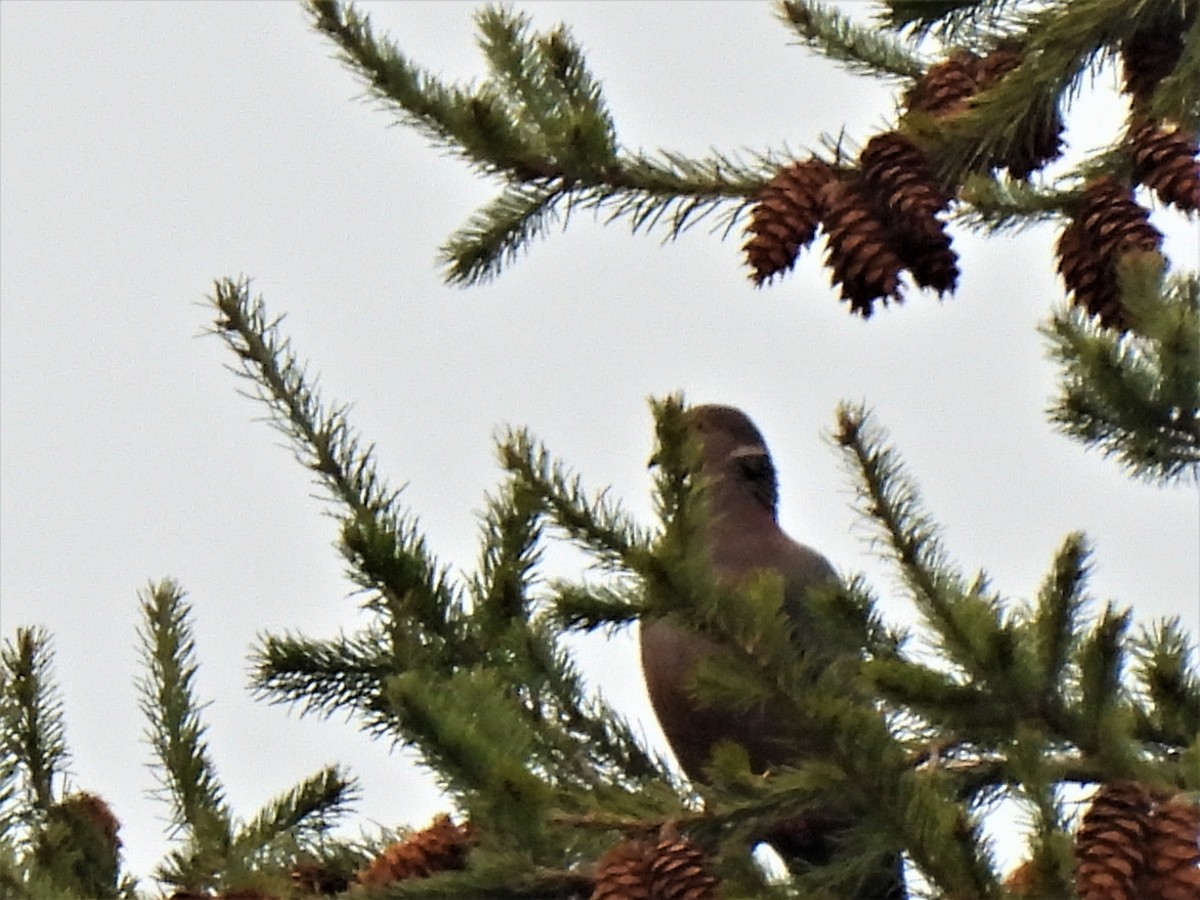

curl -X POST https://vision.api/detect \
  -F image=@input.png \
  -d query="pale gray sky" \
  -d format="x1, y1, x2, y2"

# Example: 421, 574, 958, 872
1, 0, 1196, 888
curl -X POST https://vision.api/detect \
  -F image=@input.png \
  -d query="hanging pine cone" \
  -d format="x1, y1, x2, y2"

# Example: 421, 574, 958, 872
975, 42, 1022, 87
591, 839, 653, 900
355, 814, 474, 889
1075, 781, 1158, 900
1121, 18, 1189, 106
1141, 795, 1200, 900
1056, 218, 1120, 327
743, 158, 838, 285
906, 49, 980, 116
1078, 177, 1163, 264
859, 132, 949, 237
859, 132, 959, 294
820, 179, 905, 316
290, 858, 352, 895
648, 828, 718, 900
1058, 177, 1164, 329
972, 42, 1064, 178
1129, 118, 1200, 213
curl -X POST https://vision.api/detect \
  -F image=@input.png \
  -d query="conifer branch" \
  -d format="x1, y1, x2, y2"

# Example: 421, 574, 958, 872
1131, 618, 1200, 748
136, 581, 231, 845
497, 427, 651, 573
834, 404, 1013, 683
227, 766, 357, 864
471, 478, 544, 631
439, 183, 568, 286
1041, 273, 1200, 484
955, 173, 1080, 233
0, 628, 69, 820
777, 1, 929, 79
209, 278, 405, 521
250, 629, 396, 734
1030, 532, 1090, 699
384, 669, 553, 855
881, 0, 1026, 42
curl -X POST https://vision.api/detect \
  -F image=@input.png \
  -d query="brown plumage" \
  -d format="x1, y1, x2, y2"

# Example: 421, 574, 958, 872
639, 404, 904, 898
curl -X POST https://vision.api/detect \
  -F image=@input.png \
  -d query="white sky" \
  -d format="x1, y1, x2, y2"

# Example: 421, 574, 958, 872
1, 0, 1197, 889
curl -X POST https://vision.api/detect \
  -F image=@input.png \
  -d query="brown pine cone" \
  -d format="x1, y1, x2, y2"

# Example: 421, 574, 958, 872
1078, 177, 1162, 263
1129, 118, 1200, 213
1075, 781, 1158, 900
356, 814, 474, 889
1141, 795, 1200, 900
648, 830, 718, 900
1056, 218, 1121, 327
591, 839, 653, 900
859, 132, 959, 293
743, 158, 838, 285
906, 49, 981, 117
290, 859, 352, 895
821, 179, 906, 316
976, 42, 1023, 88
1122, 19, 1189, 105
859, 132, 949, 231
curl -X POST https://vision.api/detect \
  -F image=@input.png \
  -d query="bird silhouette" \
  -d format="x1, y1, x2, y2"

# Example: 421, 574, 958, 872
639, 403, 905, 898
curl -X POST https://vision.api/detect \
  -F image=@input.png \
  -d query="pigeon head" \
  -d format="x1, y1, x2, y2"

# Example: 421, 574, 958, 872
684, 404, 779, 516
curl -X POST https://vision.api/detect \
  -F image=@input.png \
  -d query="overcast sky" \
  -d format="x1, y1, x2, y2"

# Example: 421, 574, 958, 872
1, 0, 1197, 888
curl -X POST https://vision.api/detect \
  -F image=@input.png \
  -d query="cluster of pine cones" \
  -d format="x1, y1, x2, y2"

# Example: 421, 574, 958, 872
1005, 781, 1200, 900
744, 22, 1197, 328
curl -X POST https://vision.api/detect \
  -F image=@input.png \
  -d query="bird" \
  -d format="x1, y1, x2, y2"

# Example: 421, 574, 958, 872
639, 403, 905, 898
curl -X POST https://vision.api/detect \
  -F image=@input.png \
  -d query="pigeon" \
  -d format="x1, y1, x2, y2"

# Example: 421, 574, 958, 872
639, 403, 904, 898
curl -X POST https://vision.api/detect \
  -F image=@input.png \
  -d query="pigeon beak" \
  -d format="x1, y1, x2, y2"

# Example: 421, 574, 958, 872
647, 451, 660, 469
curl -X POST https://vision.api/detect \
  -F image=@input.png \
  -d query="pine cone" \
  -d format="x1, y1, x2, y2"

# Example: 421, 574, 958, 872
290, 859, 352, 895
972, 42, 1064, 178
906, 50, 981, 117
821, 179, 905, 316
1078, 177, 1162, 263
744, 158, 837, 284
356, 815, 474, 889
33, 792, 122, 898
859, 132, 959, 294
591, 839, 653, 900
976, 43, 1023, 87
1057, 218, 1119, 327
1075, 781, 1157, 900
1058, 177, 1164, 329
648, 831, 718, 900
1129, 118, 1200, 213
859, 132, 949, 233
1141, 795, 1200, 900
1122, 20, 1188, 105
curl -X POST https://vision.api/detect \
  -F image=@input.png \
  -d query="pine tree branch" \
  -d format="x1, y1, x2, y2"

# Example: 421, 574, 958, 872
439, 182, 568, 286
209, 278, 404, 521
383, 669, 553, 857
0, 628, 69, 820
777, 1, 929, 79
497, 427, 652, 574
1029, 532, 1090, 700
833, 404, 1016, 684
1041, 272, 1200, 484
1131, 617, 1200, 747
227, 766, 357, 865
136, 580, 231, 844
881, 0, 1028, 42
470, 478, 544, 632
955, 173, 1080, 233
249, 629, 398, 735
